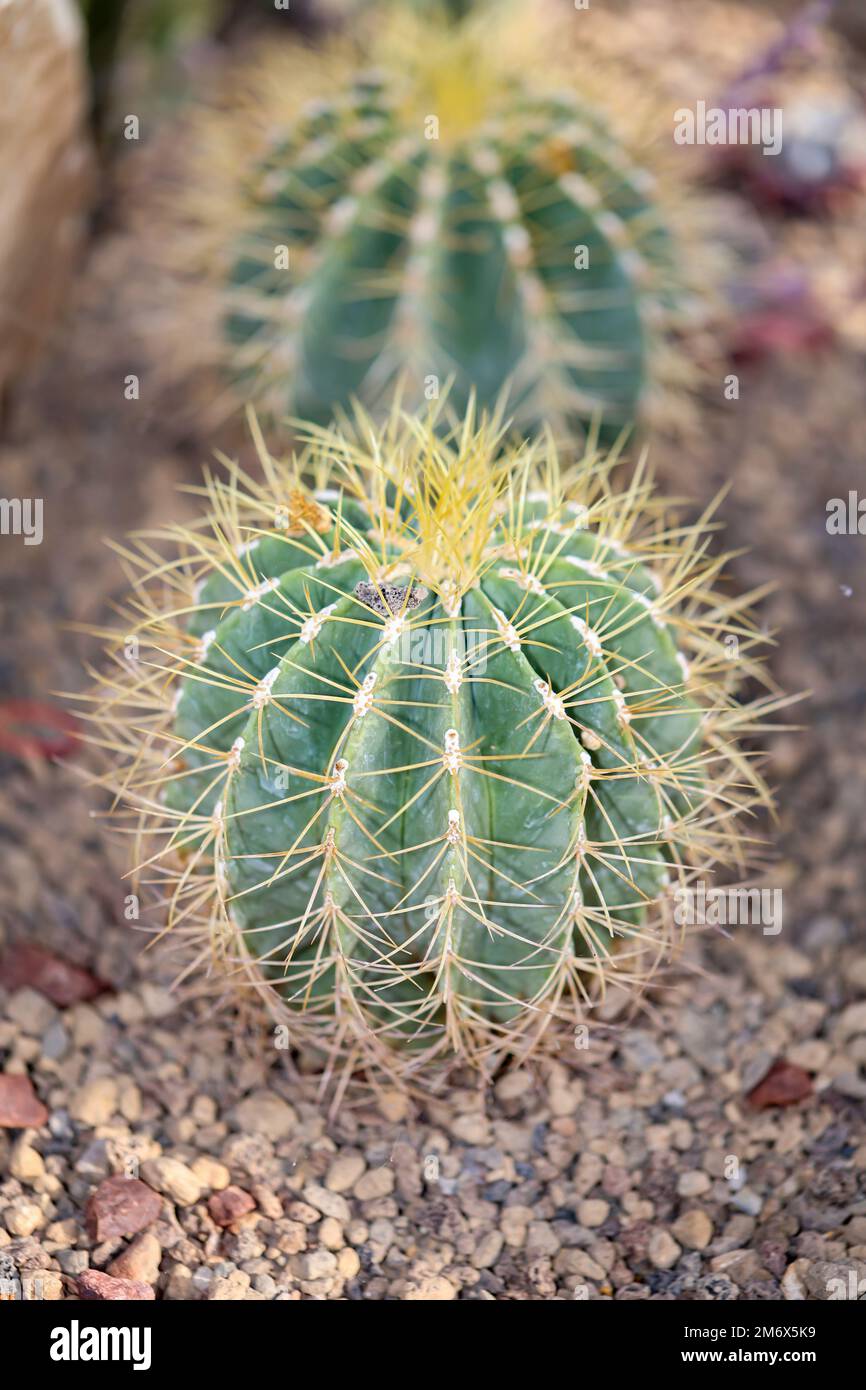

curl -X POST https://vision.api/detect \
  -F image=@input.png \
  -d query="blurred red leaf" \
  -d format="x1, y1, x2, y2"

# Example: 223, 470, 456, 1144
0, 944, 107, 1007
747, 1058, 813, 1108
0, 700, 81, 761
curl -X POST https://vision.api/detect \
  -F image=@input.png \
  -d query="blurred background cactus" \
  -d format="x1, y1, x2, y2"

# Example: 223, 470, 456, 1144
0, 0, 92, 412
152, 1, 719, 440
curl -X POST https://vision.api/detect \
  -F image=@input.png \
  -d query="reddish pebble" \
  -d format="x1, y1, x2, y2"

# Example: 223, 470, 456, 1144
85, 1176, 163, 1242
0, 944, 106, 1007
208, 1186, 256, 1227
76, 1270, 155, 1301
747, 1058, 813, 1109
0, 1073, 48, 1128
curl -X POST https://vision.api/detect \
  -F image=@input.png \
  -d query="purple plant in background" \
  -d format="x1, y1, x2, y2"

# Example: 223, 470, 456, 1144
713, 1, 866, 213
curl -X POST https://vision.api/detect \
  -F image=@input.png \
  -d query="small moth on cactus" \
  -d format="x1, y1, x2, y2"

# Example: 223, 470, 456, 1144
87, 401, 778, 1084
159, 0, 719, 437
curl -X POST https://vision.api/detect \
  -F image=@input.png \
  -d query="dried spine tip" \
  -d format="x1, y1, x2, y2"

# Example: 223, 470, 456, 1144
278, 489, 331, 534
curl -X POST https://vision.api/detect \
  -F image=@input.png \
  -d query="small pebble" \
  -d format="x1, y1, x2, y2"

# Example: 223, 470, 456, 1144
85, 1176, 163, 1242
9, 1138, 45, 1183
0, 1073, 48, 1128
140, 1157, 202, 1207
77, 1270, 155, 1301
672, 1210, 714, 1251
208, 1186, 256, 1228
578, 1199, 610, 1228
648, 1230, 682, 1270
354, 1167, 395, 1201
325, 1155, 366, 1193
108, 1232, 162, 1285
231, 1091, 296, 1140
70, 1077, 118, 1126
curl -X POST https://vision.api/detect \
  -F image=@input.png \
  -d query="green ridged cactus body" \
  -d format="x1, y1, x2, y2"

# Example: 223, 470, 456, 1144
183, 5, 694, 439
95, 409, 767, 1078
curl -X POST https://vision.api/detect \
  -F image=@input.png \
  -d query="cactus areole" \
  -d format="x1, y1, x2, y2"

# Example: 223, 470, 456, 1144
94, 405, 771, 1082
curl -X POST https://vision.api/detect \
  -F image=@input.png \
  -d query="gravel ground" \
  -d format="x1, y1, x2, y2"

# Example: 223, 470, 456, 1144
1, 802, 865, 1302
0, 5, 865, 1302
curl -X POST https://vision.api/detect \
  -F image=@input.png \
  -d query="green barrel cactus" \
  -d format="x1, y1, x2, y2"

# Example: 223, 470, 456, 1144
168, 0, 713, 438
91, 404, 772, 1080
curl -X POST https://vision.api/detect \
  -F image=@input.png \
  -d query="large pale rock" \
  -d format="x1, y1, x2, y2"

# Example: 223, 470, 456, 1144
0, 0, 92, 397
77, 1270, 155, 1302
